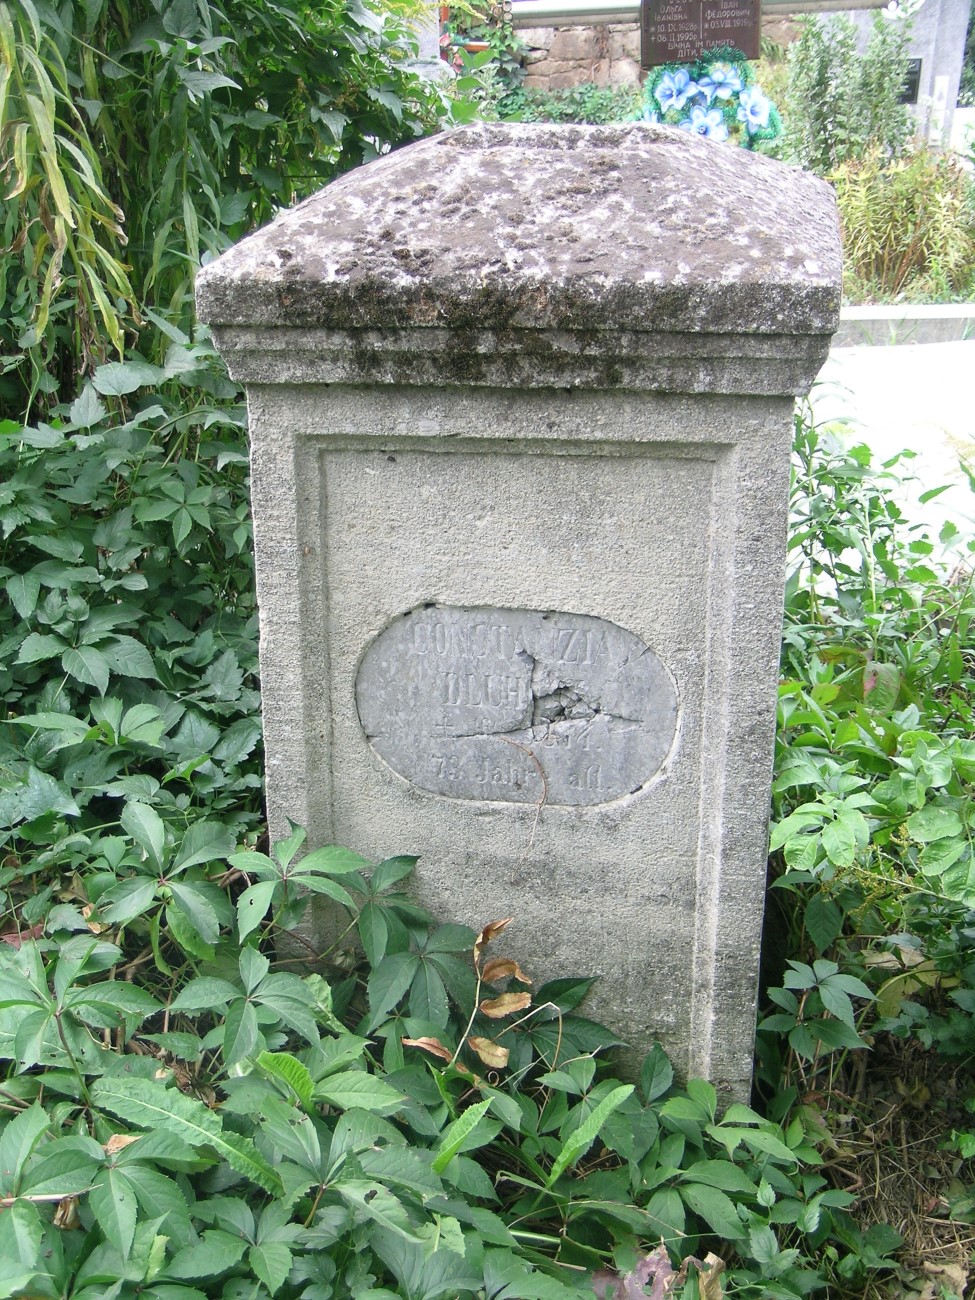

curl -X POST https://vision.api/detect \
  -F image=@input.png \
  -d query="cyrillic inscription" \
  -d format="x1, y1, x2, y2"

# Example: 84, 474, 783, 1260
355, 606, 679, 806
641, 0, 760, 67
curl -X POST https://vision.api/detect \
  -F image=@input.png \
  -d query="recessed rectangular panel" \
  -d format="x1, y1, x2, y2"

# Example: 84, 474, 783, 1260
312, 438, 723, 1074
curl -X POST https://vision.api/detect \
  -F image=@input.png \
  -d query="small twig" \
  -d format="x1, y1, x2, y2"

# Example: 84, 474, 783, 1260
497, 737, 547, 851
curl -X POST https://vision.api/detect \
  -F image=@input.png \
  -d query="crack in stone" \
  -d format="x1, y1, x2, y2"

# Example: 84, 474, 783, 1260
444, 646, 644, 740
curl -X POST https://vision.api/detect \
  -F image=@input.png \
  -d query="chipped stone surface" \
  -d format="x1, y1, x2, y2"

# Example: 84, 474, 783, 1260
197, 122, 841, 343
356, 606, 679, 806
200, 124, 841, 1098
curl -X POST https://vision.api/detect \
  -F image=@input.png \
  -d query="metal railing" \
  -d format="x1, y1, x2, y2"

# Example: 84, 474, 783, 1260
509, 0, 887, 26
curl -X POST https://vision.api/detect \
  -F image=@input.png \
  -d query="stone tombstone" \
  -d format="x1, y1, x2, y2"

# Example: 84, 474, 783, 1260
197, 123, 841, 1099
641, 0, 761, 67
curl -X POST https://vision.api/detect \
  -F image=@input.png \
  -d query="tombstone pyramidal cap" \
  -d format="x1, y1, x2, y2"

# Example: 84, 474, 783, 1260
196, 122, 842, 395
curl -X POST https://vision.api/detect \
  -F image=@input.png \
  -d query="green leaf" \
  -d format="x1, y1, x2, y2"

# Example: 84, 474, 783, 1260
100, 879, 157, 926
170, 978, 240, 1013
337, 1180, 421, 1240
223, 998, 259, 1065
8, 711, 90, 740
639, 1043, 674, 1103
167, 1229, 248, 1279
821, 816, 856, 867
16, 632, 65, 664
67, 981, 162, 1026
62, 645, 111, 694
237, 881, 277, 941
645, 1187, 686, 1243
0, 768, 80, 827
295, 846, 371, 876
257, 1051, 314, 1108
862, 660, 900, 712
358, 901, 388, 967
169, 882, 220, 945
5, 572, 41, 619
546, 1084, 633, 1187
98, 636, 155, 682
249, 1241, 292, 1296
172, 820, 235, 873
92, 357, 164, 396
681, 1159, 759, 1195
121, 801, 166, 871
90, 1166, 137, 1259
711, 1126, 798, 1164
534, 976, 597, 1014
122, 1164, 191, 1236
21, 1140, 103, 1197
818, 982, 856, 1027
804, 895, 842, 954
69, 385, 107, 429
907, 806, 964, 842
91, 1077, 282, 1194
749, 1223, 780, 1264
686, 1078, 717, 1120
680, 1181, 746, 1239
366, 951, 420, 1031
0, 1104, 49, 1195
313, 1071, 405, 1116
359, 1146, 444, 1199
371, 856, 418, 893
0, 1198, 43, 1268
432, 1099, 492, 1174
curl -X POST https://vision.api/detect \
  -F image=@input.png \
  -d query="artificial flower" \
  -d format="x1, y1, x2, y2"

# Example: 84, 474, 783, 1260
698, 61, 744, 101
737, 84, 772, 134
655, 68, 699, 113
679, 104, 730, 141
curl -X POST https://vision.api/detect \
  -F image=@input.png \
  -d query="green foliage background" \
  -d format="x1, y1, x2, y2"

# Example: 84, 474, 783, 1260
1, 2, 975, 1297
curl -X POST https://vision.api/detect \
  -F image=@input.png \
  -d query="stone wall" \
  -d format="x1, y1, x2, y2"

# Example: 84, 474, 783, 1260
518, 22, 642, 90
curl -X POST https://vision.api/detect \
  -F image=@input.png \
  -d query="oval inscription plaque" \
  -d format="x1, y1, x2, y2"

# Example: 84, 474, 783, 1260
355, 606, 679, 807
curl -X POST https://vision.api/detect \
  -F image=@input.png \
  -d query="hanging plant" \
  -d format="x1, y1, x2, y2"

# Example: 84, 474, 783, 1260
642, 45, 782, 150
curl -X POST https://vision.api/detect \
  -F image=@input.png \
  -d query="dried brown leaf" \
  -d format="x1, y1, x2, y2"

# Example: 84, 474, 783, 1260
402, 1036, 453, 1063
469, 1036, 510, 1068
481, 957, 531, 985
695, 1253, 726, 1300
474, 917, 513, 967
479, 991, 531, 1019
104, 1134, 141, 1156
0, 923, 44, 949
54, 1195, 81, 1230
81, 903, 108, 934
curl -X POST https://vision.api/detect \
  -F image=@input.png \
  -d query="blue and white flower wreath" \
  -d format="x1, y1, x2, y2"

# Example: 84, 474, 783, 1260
642, 46, 782, 150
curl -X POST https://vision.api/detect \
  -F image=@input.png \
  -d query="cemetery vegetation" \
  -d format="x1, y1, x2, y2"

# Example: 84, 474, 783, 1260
1, 3, 975, 1298
780, 15, 975, 303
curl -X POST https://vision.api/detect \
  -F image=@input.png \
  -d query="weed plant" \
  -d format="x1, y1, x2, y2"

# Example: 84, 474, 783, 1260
832, 146, 975, 303
784, 14, 913, 176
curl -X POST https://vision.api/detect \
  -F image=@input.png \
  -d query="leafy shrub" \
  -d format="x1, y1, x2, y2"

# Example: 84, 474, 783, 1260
832, 144, 975, 302
0, 821, 861, 1299
0, 0, 457, 415
763, 414, 975, 1115
785, 13, 914, 174
498, 82, 642, 125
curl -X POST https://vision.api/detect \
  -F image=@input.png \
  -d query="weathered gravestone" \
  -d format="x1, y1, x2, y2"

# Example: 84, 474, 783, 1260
197, 122, 841, 1099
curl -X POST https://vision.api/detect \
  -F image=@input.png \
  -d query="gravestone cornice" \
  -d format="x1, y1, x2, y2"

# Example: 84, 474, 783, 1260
196, 122, 841, 395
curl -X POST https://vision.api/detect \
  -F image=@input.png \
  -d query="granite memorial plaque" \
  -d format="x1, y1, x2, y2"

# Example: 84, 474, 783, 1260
356, 606, 679, 807
197, 123, 841, 1097
641, 0, 760, 67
